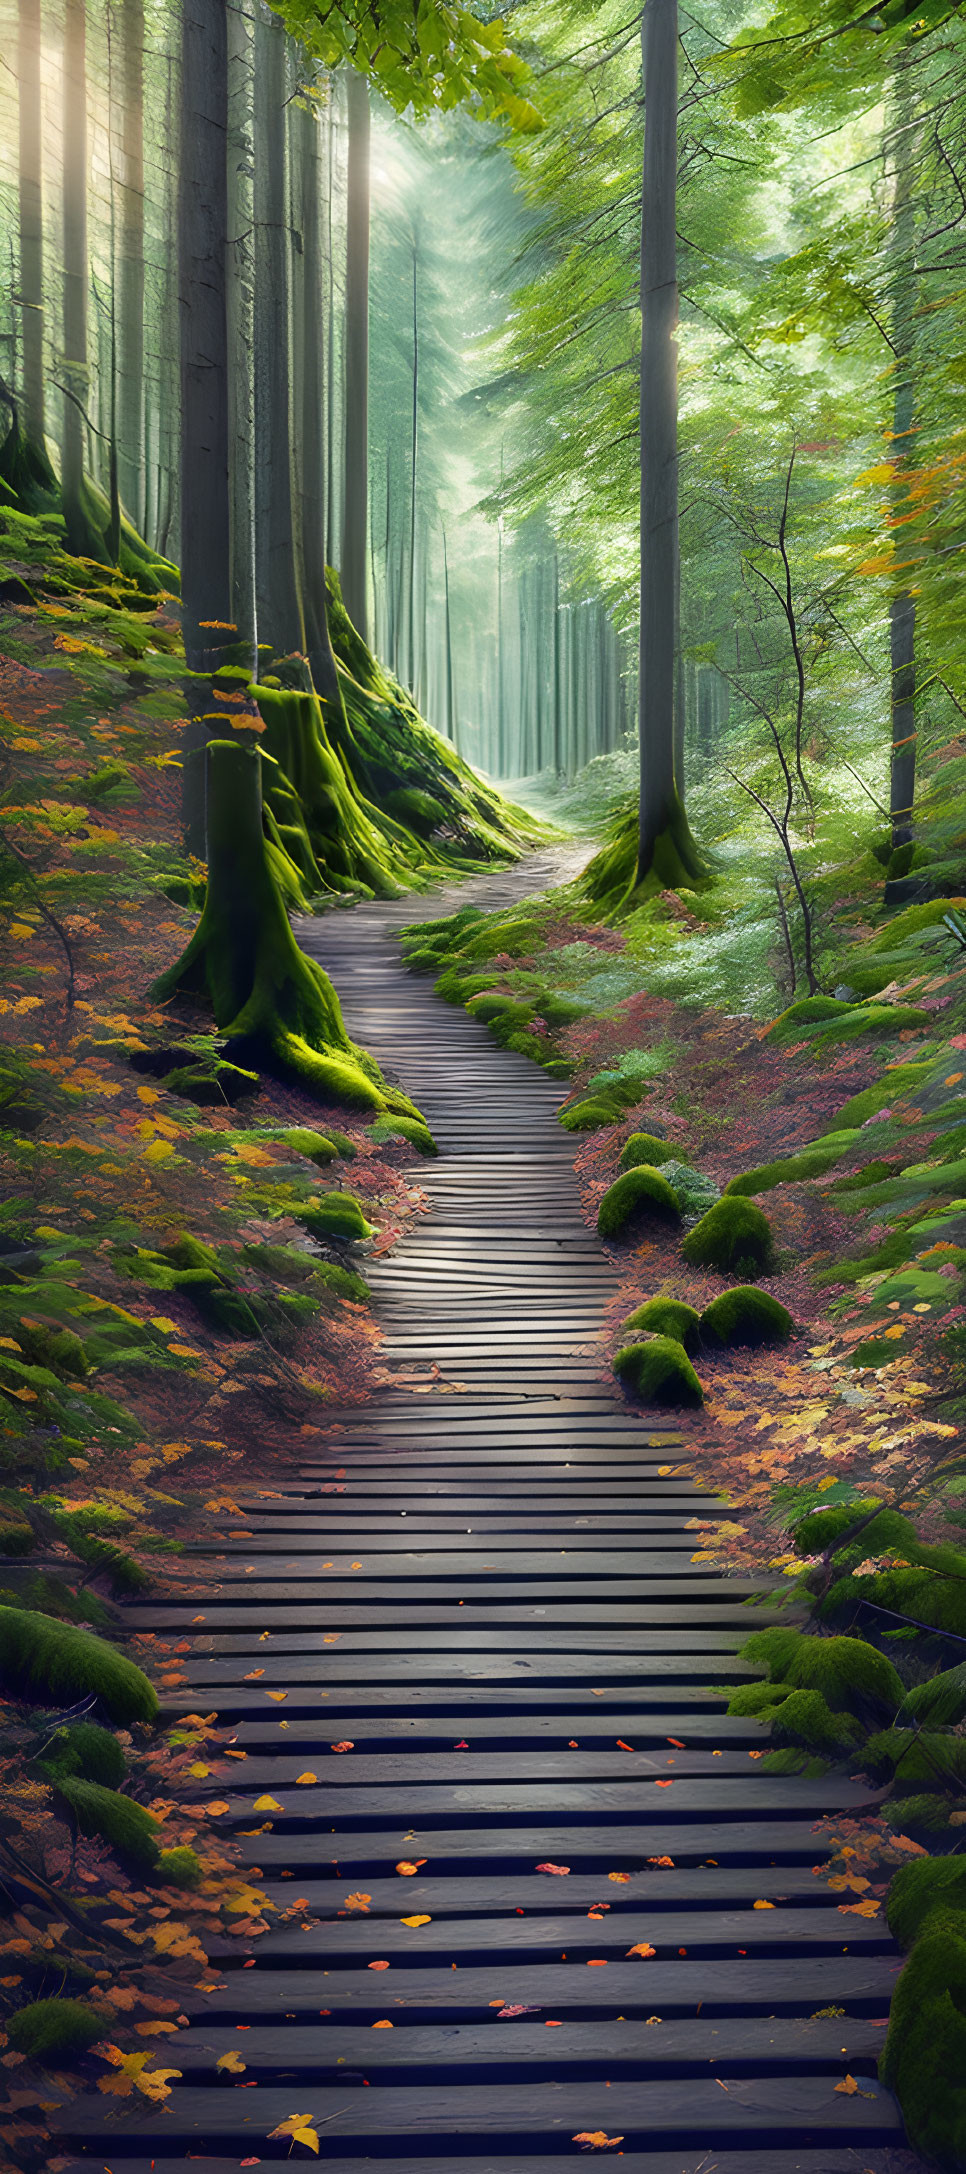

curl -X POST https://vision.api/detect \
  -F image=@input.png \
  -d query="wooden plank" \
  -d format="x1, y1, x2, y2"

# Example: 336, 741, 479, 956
218, 1904, 888, 1961
236, 1817, 832, 1873
205, 1774, 878, 1818
204, 1865, 844, 1912
56, 2155, 906, 2174
205, 1712, 765, 1746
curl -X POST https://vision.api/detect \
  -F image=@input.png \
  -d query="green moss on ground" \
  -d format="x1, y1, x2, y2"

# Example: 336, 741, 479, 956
559, 1098, 620, 1133
368, 1115, 438, 1156
741, 1626, 903, 1715
618, 1132, 675, 1170
37, 1721, 127, 1788
881, 1856, 966, 2170
598, 1167, 682, 1239
725, 1137, 858, 1194
7, 1999, 104, 2064
622, 1297, 701, 1350
297, 1191, 374, 1242
53, 1775, 161, 1872
0, 1607, 157, 1724
681, 1197, 775, 1277
612, 1335, 705, 1406
700, 1286, 794, 1348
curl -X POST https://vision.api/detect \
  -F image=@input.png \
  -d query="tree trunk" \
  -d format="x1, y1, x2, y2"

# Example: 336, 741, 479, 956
179, 0, 231, 858
889, 58, 918, 852
552, 554, 562, 774
342, 68, 369, 638
18, 0, 44, 443
637, 0, 703, 885
61, 0, 89, 553
294, 80, 344, 713
227, 0, 257, 672
117, 0, 144, 529
254, 2, 303, 659
407, 242, 419, 694
442, 528, 457, 752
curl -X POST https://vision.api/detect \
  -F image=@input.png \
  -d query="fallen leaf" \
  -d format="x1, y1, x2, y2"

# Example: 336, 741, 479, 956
833, 2074, 875, 2097
536, 1863, 570, 1876
367, 1960, 389, 1971
266, 1691, 287, 1704
753, 1900, 775, 1910
395, 1860, 426, 1876
204, 1800, 230, 1816
573, 2133, 625, 2150
253, 1795, 283, 1813
330, 1741, 354, 1753
216, 2051, 246, 2073
400, 1914, 431, 1927
626, 1942, 656, 1958
267, 2113, 320, 2152
295, 1773, 318, 1786
607, 1872, 630, 1884
345, 1893, 371, 1913
372, 2020, 393, 2029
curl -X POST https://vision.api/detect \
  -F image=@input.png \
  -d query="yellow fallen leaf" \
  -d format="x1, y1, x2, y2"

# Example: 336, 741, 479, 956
266, 1691, 288, 1703
838, 1898, 881, 1918
395, 1860, 426, 1876
372, 2019, 393, 2028
253, 1794, 283, 1812
216, 2050, 246, 2073
753, 1899, 775, 1910
345, 1892, 371, 1912
134, 2021, 179, 2037
573, 2134, 625, 2150
296, 1772, 318, 1785
608, 1872, 630, 1883
267, 2113, 320, 2152
401, 1914, 431, 1927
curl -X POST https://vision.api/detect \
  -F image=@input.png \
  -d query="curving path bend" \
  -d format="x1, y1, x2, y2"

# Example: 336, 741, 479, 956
65, 854, 913, 2174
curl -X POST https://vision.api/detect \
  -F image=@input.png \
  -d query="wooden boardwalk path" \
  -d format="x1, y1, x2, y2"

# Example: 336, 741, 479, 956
64, 857, 909, 2172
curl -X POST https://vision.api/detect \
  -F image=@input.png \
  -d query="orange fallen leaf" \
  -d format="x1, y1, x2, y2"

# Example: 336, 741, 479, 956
330, 1741, 354, 1753
395, 1860, 427, 1876
204, 1800, 230, 1816
626, 1942, 656, 1958
345, 1893, 371, 1912
607, 1872, 630, 1884
266, 1691, 287, 1703
372, 2020, 393, 2028
839, 1899, 881, 1918
833, 2074, 875, 2097
536, 1862, 570, 1875
367, 1960, 390, 1971
753, 1900, 775, 1910
586, 1958, 608, 1966
616, 1740, 634, 1752
573, 2133, 625, 2150
654, 1780, 674, 1789
400, 1914, 431, 1927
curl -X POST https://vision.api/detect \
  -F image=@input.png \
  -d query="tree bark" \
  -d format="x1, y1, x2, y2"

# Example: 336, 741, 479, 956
637, 0, 702, 884
442, 527, 457, 751
179, 0, 231, 859
18, 0, 44, 443
254, 2, 303, 659
61, 0, 89, 553
293, 79, 343, 712
117, 0, 144, 529
889, 58, 918, 851
342, 67, 370, 639
227, 0, 257, 671
407, 241, 419, 694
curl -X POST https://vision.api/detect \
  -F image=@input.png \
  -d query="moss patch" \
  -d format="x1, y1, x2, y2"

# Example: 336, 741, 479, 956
7, 1999, 104, 2065
681, 1197, 775, 1277
618, 1132, 675, 1171
0, 1607, 158, 1724
297, 1191, 374, 1242
613, 1335, 705, 1406
598, 1166, 682, 1239
700, 1286, 794, 1349
622, 1297, 701, 1350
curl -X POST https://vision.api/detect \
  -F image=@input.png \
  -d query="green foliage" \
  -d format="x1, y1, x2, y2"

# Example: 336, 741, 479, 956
881, 1858, 966, 2171
156, 1845, 202, 1889
897, 1664, 966, 1732
558, 1098, 618, 1133
699, 1286, 794, 1349
725, 1679, 794, 1717
597, 1167, 682, 1239
661, 1161, 720, 1219
368, 1116, 438, 1156
622, 1297, 701, 1351
864, 1729, 966, 1792
0, 1608, 157, 1724
770, 1687, 863, 1757
612, 1336, 705, 1407
724, 1140, 855, 1193
740, 1626, 903, 1715
7, 1999, 104, 2064
681, 1197, 775, 1277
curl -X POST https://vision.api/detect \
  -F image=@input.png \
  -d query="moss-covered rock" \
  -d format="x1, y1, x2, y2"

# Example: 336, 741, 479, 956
725, 1679, 793, 1717
559, 1098, 619, 1133
298, 1190, 374, 1242
700, 1286, 794, 1349
820, 1062, 933, 1134
37, 1721, 127, 1789
681, 1197, 775, 1277
156, 1844, 203, 1888
0, 1607, 158, 1724
53, 1776, 161, 1872
618, 1132, 676, 1171
741, 1626, 903, 1716
724, 1139, 857, 1194
881, 1857, 966, 2171
7, 1998, 104, 2064
369, 1115, 438, 1157
897, 1663, 966, 1732
613, 1336, 704, 1406
622, 1297, 701, 1350
769, 1686, 863, 1757
598, 1167, 682, 1239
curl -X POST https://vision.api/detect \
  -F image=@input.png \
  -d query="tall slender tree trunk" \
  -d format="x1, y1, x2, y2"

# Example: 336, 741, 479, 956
156, 41, 178, 560
179, 0, 231, 847
18, 0, 44, 443
342, 68, 369, 637
227, 0, 257, 671
325, 95, 336, 569
889, 57, 918, 852
254, 3, 302, 657
442, 526, 457, 752
61, 0, 89, 552
552, 555, 562, 774
294, 79, 343, 711
637, 0, 702, 883
407, 242, 419, 693
117, 0, 144, 527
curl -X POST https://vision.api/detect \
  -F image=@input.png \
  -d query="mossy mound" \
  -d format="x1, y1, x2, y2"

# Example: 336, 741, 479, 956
156, 1845, 203, 1888
7, 1998, 104, 2065
699, 1286, 794, 1349
261, 1127, 337, 1165
881, 1856, 966, 2171
622, 1297, 701, 1351
741, 1626, 903, 1716
769, 1687, 863, 1758
559, 1098, 619, 1133
598, 1167, 682, 1240
53, 1775, 161, 1872
0, 1607, 158, 1724
368, 1115, 438, 1157
767, 995, 933, 1047
298, 1190, 374, 1242
37, 1721, 127, 1789
724, 1138, 857, 1194
662, 1161, 719, 1219
618, 1132, 676, 1171
613, 1336, 704, 1406
681, 1197, 775, 1277
820, 1062, 934, 1134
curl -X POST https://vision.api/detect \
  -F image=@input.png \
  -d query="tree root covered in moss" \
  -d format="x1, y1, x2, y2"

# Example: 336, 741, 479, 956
577, 789, 709, 919
152, 741, 419, 1115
